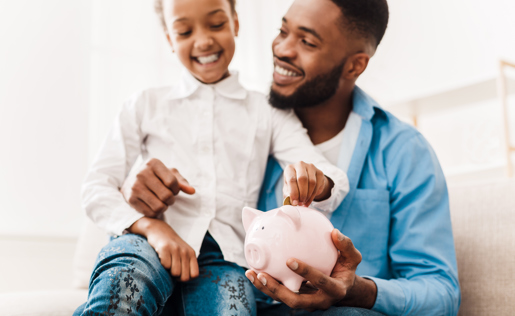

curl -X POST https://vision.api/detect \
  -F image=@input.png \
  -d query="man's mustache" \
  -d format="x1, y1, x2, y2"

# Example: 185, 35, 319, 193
273, 55, 305, 76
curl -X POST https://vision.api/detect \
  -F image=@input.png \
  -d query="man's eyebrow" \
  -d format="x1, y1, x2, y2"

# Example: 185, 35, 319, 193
282, 17, 323, 42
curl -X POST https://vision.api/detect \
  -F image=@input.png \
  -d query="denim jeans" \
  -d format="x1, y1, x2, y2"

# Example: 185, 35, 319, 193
74, 232, 383, 316
74, 232, 256, 316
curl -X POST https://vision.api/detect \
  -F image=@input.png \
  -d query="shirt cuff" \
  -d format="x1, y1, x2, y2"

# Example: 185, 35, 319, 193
108, 205, 145, 236
310, 165, 349, 213
364, 276, 406, 316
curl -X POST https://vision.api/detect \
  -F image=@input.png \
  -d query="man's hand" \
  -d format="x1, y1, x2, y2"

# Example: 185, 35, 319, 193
245, 229, 377, 311
122, 158, 195, 217
283, 161, 334, 207
129, 217, 199, 282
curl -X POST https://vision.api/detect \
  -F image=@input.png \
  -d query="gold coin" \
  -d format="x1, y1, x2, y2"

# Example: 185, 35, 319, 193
283, 196, 291, 206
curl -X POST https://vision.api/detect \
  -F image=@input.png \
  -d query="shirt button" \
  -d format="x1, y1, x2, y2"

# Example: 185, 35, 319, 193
202, 146, 209, 154
203, 212, 211, 217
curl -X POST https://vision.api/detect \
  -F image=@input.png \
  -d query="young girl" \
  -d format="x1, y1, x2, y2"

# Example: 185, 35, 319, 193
75, 0, 348, 315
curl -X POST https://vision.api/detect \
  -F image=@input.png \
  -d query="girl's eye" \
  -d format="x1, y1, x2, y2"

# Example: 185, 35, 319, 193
178, 31, 192, 36
211, 22, 226, 29
302, 39, 316, 48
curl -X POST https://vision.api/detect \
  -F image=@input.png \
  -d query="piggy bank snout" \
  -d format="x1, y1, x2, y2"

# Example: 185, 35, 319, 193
245, 242, 270, 270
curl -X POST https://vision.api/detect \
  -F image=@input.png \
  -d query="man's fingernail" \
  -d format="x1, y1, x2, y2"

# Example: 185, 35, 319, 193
292, 200, 298, 206
258, 274, 267, 286
287, 260, 299, 271
246, 273, 254, 283
338, 230, 345, 241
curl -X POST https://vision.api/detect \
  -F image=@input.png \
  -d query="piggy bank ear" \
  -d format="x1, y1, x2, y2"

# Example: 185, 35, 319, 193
276, 206, 301, 230
242, 207, 263, 232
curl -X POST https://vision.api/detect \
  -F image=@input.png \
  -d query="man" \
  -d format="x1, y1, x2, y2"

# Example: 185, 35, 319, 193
245, 0, 461, 315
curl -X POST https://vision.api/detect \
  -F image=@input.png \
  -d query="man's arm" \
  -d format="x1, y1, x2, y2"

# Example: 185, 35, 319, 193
364, 132, 460, 315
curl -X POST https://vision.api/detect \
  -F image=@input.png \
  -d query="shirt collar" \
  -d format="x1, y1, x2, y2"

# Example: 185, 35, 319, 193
166, 68, 247, 100
352, 86, 381, 121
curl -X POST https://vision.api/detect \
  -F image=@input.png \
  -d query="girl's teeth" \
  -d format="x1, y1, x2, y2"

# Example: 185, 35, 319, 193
197, 53, 220, 64
275, 65, 299, 77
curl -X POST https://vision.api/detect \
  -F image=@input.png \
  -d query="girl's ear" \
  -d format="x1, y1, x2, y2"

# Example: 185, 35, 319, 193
166, 33, 175, 52
233, 12, 239, 37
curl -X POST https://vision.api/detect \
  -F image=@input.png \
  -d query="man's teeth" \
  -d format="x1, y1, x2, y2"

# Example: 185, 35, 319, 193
197, 53, 220, 64
275, 65, 300, 77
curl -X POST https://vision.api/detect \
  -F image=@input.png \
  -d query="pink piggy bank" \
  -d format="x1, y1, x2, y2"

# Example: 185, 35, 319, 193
242, 205, 338, 292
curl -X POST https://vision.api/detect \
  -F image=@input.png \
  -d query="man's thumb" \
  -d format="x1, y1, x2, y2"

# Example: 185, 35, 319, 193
331, 229, 362, 264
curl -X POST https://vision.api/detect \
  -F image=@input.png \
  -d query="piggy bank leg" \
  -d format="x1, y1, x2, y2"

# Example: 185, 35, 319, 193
282, 277, 304, 293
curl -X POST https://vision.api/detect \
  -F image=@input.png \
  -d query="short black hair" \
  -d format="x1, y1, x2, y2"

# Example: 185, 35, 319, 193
329, 0, 389, 48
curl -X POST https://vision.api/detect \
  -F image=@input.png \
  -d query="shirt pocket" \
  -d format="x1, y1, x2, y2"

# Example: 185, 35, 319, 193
346, 189, 390, 263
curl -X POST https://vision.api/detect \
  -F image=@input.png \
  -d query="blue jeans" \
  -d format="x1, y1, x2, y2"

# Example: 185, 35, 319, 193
74, 232, 256, 316
75, 232, 383, 316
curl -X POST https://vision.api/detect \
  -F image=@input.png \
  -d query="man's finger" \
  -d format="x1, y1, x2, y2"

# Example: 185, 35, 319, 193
284, 165, 299, 206
331, 229, 362, 266
245, 270, 277, 299
286, 258, 341, 296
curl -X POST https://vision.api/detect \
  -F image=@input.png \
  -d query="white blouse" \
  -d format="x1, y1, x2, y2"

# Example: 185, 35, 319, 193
81, 70, 349, 268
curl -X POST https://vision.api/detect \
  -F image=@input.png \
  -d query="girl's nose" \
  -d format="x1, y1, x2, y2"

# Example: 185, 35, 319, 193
195, 34, 214, 51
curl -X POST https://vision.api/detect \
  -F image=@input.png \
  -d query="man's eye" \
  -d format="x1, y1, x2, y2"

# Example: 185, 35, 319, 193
278, 28, 287, 35
211, 22, 226, 29
302, 39, 316, 48
178, 31, 192, 36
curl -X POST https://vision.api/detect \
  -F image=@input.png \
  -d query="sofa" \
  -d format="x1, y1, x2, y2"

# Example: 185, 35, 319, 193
1, 179, 514, 315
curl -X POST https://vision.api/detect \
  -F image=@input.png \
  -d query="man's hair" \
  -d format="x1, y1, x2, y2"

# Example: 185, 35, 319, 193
154, 0, 237, 32
329, 0, 389, 48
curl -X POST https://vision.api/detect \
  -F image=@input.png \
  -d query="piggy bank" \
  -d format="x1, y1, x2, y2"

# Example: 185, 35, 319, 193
242, 205, 338, 292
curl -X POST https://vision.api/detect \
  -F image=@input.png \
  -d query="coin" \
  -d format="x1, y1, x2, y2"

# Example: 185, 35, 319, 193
283, 196, 291, 206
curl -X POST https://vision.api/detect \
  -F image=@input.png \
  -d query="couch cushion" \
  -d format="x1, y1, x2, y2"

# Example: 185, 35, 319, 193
0, 290, 87, 316
448, 179, 515, 316
71, 218, 109, 289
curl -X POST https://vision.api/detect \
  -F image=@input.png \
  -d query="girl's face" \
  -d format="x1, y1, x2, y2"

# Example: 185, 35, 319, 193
163, 0, 239, 84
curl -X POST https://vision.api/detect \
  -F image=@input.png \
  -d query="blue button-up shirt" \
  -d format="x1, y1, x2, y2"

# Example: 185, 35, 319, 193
257, 87, 461, 315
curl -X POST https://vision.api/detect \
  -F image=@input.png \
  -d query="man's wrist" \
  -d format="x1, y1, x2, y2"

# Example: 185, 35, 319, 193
338, 276, 377, 309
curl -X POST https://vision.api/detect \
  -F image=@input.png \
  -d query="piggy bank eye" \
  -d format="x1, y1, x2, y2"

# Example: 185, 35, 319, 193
262, 226, 264, 230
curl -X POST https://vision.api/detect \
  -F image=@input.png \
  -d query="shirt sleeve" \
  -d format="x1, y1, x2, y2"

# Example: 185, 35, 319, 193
81, 92, 146, 236
365, 132, 461, 316
269, 107, 349, 213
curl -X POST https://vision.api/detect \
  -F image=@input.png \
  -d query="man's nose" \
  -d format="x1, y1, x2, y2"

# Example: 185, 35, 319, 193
194, 32, 214, 51
272, 36, 297, 60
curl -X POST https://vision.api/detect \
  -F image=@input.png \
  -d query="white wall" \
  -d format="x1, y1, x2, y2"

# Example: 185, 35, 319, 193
1, 0, 514, 238
0, 1, 91, 237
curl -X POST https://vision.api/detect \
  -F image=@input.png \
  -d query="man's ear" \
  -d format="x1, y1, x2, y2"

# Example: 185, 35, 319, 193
166, 33, 175, 52
343, 53, 370, 80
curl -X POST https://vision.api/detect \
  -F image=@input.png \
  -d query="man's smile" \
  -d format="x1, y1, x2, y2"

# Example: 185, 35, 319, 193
273, 58, 304, 86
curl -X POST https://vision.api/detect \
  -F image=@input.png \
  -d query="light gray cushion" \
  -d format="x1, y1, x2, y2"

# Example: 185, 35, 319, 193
0, 290, 87, 316
448, 179, 515, 316
71, 218, 109, 289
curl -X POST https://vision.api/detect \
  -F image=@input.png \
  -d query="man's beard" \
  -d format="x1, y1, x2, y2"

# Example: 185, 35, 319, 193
268, 61, 345, 110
